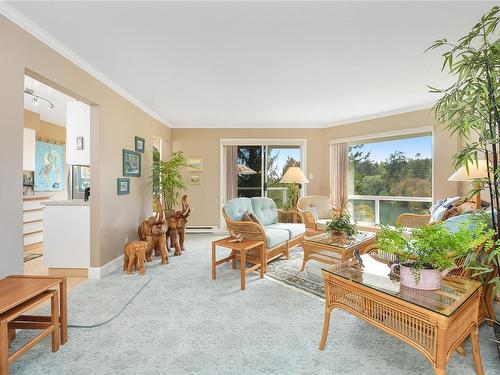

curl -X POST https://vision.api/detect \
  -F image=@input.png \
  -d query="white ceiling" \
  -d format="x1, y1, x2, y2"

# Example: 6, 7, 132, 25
24, 75, 76, 127
5, 1, 498, 128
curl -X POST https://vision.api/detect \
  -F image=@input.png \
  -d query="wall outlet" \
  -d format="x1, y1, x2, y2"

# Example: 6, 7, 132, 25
124, 235, 129, 244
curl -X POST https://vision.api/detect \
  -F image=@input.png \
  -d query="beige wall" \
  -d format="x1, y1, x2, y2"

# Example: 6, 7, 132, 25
172, 109, 459, 228
0, 15, 171, 276
171, 129, 328, 227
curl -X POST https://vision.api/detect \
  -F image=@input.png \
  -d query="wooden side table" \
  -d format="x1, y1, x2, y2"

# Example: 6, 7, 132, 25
0, 277, 65, 374
7, 275, 67, 345
212, 237, 264, 290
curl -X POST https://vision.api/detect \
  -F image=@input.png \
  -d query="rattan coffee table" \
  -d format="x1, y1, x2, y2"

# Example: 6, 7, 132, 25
301, 231, 376, 271
320, 254, 484, 375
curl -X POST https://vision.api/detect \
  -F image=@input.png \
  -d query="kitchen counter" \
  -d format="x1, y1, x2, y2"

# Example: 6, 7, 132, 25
42, 199, 90, 206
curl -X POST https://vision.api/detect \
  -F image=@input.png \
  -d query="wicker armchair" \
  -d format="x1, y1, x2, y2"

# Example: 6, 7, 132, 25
396, 213, 431, 228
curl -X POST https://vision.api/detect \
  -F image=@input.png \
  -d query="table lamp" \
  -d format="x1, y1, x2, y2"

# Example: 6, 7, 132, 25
448, 159, 488, 209
280, 167, 309, 209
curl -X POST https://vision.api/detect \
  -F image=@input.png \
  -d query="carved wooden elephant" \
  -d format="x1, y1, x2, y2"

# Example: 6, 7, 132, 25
166, 195, 191, 256
123, 240, 148, 275
138, 198, 169, 265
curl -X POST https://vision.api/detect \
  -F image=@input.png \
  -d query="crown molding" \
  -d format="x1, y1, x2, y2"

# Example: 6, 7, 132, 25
322, 102, 435, 129
0, 1, 171, 128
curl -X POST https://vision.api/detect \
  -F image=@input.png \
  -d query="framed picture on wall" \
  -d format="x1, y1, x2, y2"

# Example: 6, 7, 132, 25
189, 174, 202, 185
123, 149, 141, 177
187, 157, 203, 171
135, 136, 145, 153
117, 178, 130, 195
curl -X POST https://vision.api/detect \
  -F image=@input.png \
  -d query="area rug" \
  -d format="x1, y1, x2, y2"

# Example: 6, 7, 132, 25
23, 253, 42, 262
265, 246, 325, 298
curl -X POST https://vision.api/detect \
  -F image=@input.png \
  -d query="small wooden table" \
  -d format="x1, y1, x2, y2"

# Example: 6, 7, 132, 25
212, 237, 264, 290
0, 277, 67, 374
301, 231, 376, 271
320, 255, 484, 375
7, 275, 67, 345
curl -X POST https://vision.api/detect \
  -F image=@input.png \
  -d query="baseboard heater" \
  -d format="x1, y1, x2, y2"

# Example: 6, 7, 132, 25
186, 225, 219, 234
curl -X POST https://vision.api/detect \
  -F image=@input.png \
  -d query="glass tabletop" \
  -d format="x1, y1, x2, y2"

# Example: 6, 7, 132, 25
305, 231, 375, 249
322, 254, 482, 316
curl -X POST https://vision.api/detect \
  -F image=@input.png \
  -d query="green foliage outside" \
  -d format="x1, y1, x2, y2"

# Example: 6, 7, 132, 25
349, 144, 432, 225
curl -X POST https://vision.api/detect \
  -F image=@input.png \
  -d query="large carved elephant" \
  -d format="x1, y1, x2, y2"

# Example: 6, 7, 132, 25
138, 198, 169, 265
166, 195, 191, 256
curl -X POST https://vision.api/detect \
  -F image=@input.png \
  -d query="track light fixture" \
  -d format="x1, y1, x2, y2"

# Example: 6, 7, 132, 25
24, 88, 55, 110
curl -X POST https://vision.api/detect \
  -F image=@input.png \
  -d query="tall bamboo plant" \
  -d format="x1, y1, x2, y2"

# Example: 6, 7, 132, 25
427, 6, 500, 290
150, 150, 187, 211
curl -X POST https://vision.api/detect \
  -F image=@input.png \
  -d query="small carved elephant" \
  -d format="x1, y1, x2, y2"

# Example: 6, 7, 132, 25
123, 240, 148, 275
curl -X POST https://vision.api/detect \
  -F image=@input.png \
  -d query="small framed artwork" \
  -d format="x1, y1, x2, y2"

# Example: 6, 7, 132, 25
187, 157, 203, 171
117, 178, 130, 195
123, 149, 141, 177
135, 136, 145, 153
76, 136, 84, 150
189, 174, 202, 185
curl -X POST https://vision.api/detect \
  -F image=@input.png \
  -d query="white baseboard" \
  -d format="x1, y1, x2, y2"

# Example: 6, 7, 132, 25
88, 254, 124, 280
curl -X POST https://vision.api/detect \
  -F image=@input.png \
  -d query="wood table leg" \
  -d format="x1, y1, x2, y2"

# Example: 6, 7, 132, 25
470, 325, 484, 375
51, 290, 60, 353
300, 250, 308, 272
211, 243, 216, 280
259, 245, 264, 278
0, 321, 8, 375
319, 306, 331, 351
60, 277, 67, 345
240, 251, 246, 291
231, 250, 236, 269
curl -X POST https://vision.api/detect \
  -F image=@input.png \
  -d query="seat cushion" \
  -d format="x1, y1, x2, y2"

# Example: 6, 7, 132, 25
263, 228, 290, 248
316, 219, 329, 229
265, 223, 306, 239
223, 198, 253, 221
443, 212, 490, 233
251, 197, 278, 226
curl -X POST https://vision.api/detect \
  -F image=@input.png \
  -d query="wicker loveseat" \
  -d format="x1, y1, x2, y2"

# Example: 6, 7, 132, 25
222, 197, 305, 271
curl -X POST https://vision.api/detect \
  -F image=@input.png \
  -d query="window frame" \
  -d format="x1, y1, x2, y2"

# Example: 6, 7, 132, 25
330, 126, 434, 226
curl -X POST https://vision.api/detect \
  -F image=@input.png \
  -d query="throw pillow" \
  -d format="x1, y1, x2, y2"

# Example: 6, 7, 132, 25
249, 212, 262, 225
242, 211, 253, 222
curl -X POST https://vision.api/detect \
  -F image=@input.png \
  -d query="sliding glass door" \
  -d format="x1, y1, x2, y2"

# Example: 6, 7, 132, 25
235, 144, 302, 208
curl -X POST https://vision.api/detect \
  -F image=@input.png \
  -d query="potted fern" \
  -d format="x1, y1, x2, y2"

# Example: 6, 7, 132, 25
377, 222, 492, 290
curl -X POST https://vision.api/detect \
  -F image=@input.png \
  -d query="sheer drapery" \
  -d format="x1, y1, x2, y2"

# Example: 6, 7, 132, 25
226, 145, 238, 201
330, 142, 349, 208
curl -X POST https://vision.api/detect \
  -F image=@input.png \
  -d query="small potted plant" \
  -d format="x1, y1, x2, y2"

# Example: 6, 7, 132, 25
326, 203, 358, 238
377, 222, 490, 290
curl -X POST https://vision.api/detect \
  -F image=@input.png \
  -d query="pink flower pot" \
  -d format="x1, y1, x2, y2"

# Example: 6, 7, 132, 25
392, 264, 449, 291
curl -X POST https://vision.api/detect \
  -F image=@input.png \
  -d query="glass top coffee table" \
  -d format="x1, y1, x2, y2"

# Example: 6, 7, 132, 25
300, 231, 376, 272
319, 254, 484, 375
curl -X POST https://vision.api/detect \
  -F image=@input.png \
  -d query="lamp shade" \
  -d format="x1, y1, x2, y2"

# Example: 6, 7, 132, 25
280, 167, 309, 184
448, 159, 488, 182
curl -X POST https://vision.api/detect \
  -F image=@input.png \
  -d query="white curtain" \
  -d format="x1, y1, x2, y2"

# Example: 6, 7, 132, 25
226, 146, 238, 201
330, 142, 349, 209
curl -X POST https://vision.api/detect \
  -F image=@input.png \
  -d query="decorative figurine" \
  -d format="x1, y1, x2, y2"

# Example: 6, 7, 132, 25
123, 240, 148, 275
138, 197, 169, 265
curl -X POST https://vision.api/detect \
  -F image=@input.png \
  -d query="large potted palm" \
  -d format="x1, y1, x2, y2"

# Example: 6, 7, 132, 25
150, 150, 187, 214
427, 5, 500, 355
